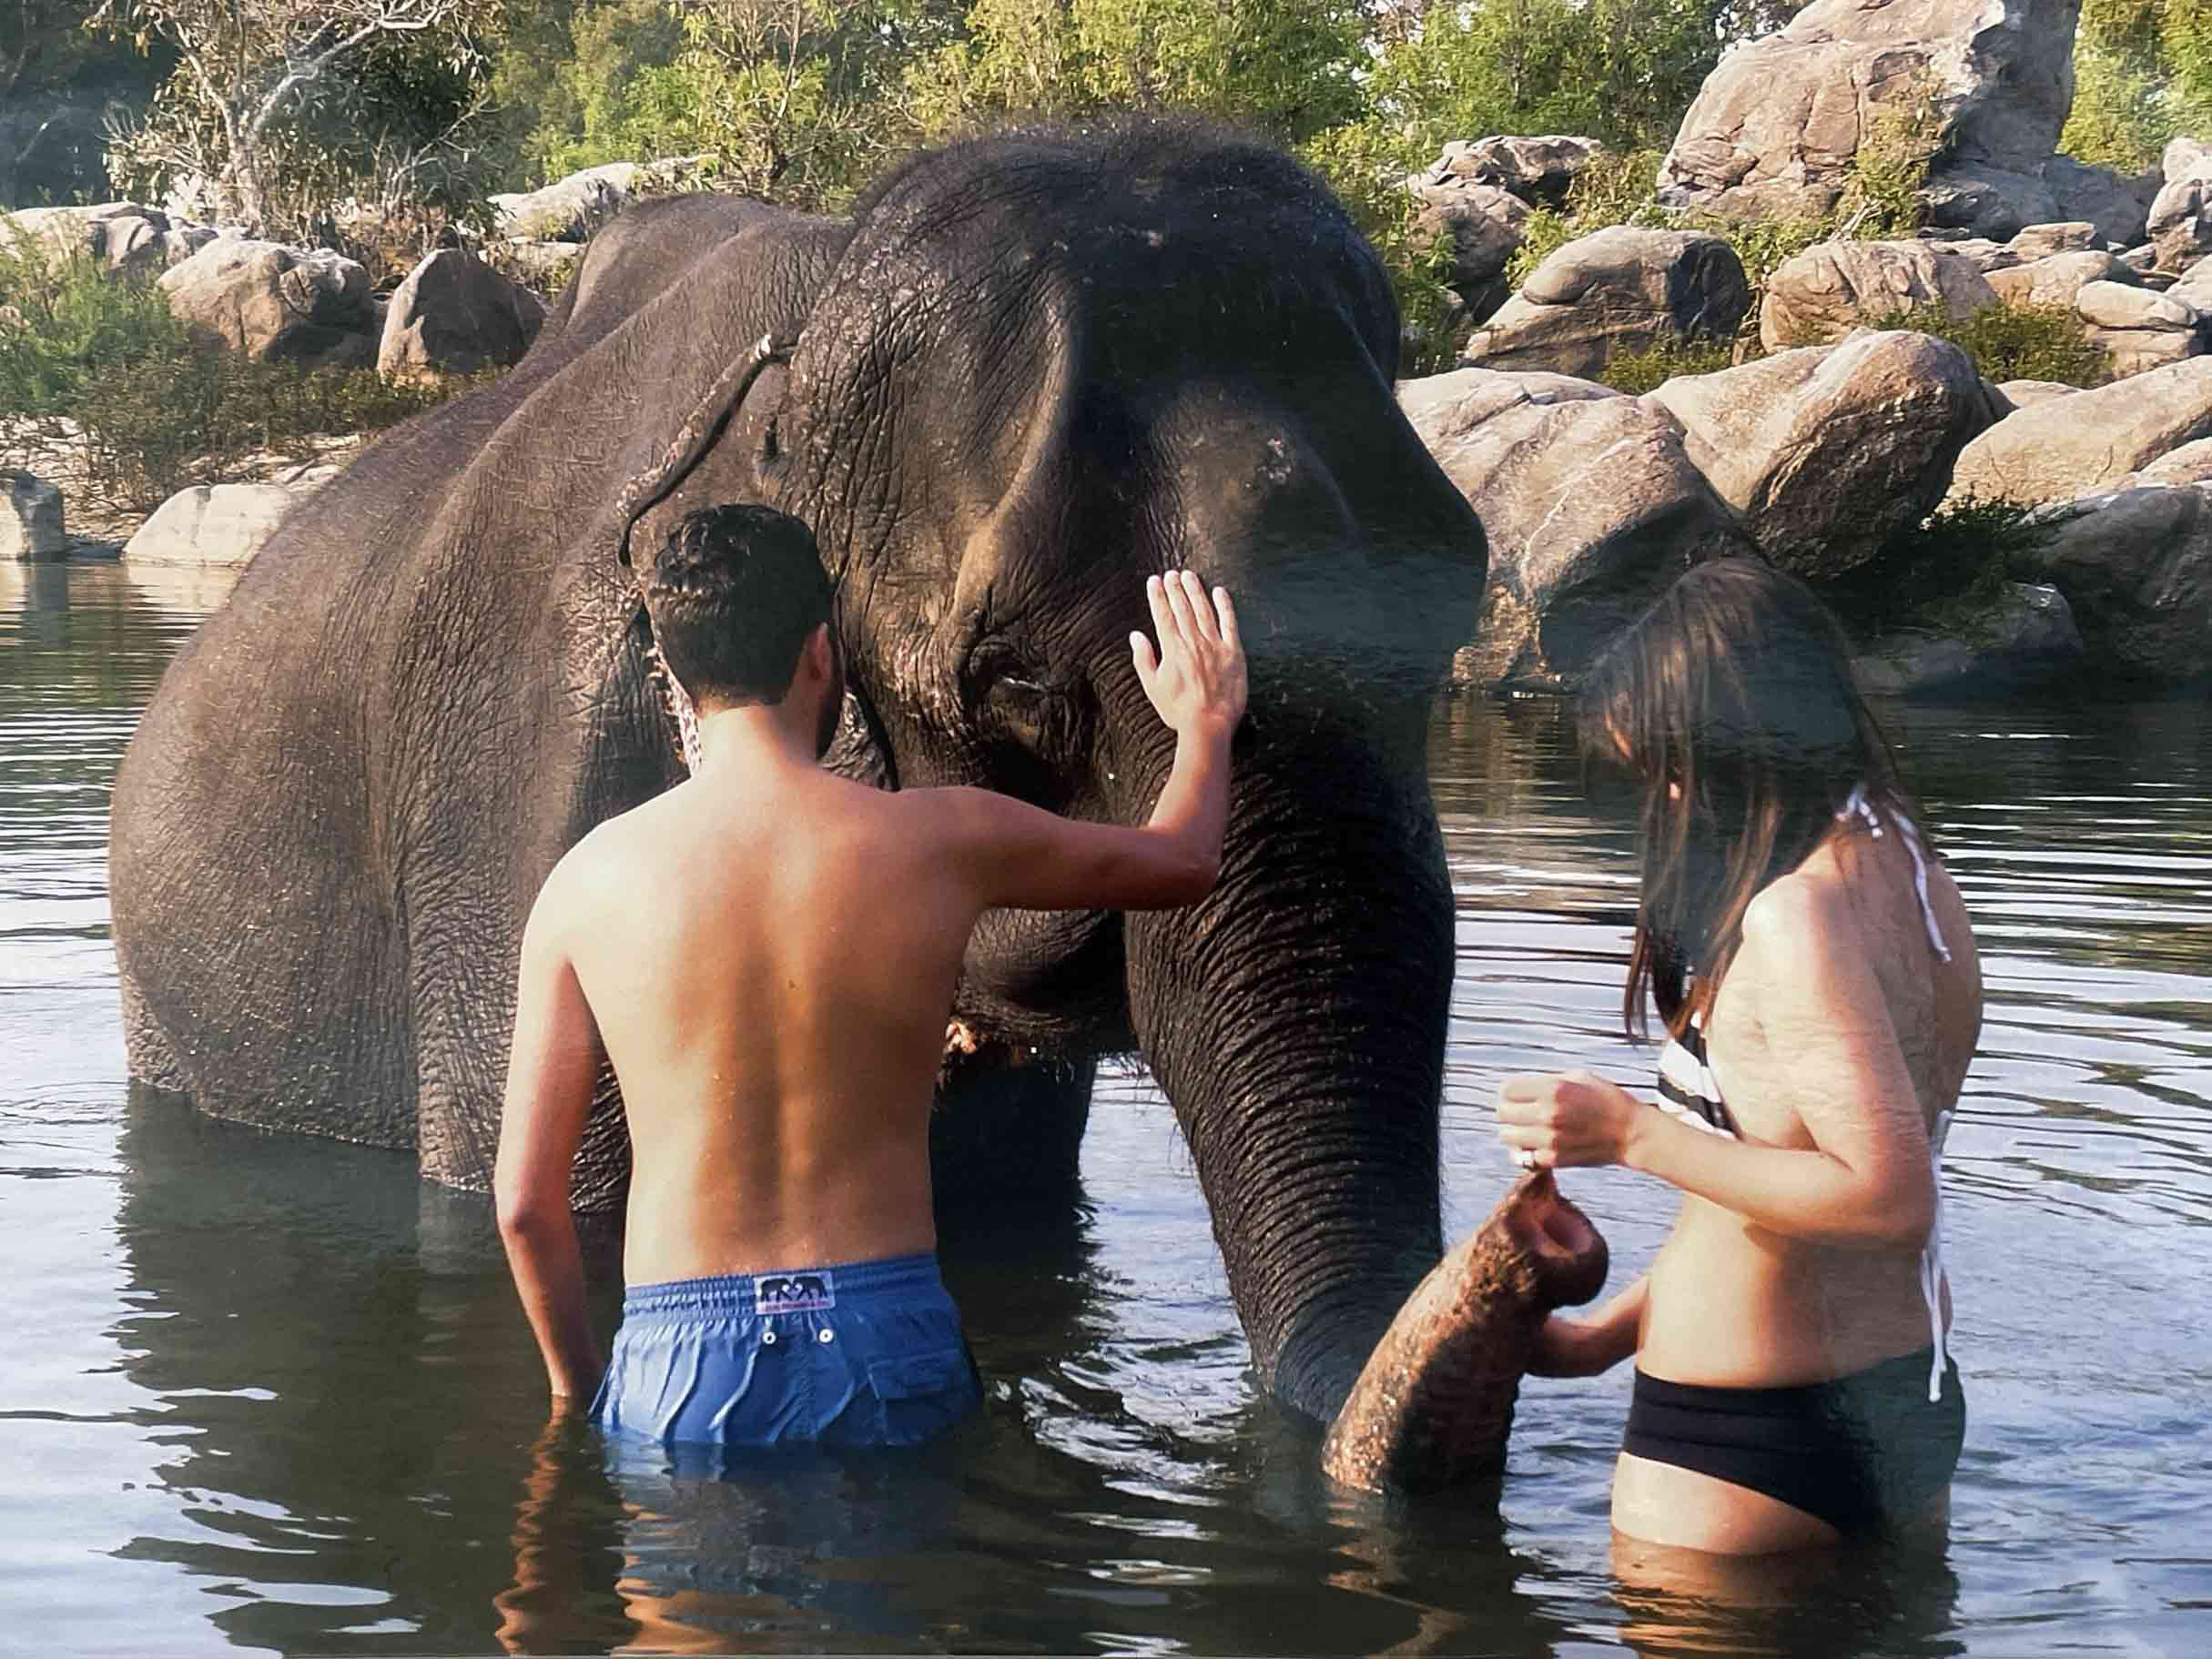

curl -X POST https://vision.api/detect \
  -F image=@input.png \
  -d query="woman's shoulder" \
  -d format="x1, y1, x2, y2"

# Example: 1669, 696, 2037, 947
1740, 864, 1859, 956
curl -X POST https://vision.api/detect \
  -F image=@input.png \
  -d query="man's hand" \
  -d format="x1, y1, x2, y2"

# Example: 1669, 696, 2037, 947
1131, 570, 1245, 737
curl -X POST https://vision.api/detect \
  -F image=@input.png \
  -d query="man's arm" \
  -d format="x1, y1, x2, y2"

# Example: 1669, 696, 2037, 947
946, 570, 1247, 914
492, 875, 605, 1403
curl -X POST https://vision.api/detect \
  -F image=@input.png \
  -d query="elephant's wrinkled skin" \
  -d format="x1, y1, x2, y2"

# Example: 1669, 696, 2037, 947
111, 122, 1517, 1455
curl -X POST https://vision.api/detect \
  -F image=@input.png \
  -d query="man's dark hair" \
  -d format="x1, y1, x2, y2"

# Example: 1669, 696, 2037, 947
644, 505, 833, 706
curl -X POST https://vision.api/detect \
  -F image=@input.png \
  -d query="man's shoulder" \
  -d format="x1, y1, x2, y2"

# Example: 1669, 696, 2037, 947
530, 814, 637, 927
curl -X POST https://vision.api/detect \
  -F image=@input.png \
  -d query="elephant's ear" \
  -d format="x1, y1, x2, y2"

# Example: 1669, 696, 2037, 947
610, 329, 802, 568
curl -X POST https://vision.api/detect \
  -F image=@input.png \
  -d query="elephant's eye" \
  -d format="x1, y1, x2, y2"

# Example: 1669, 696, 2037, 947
966, 641, 1083, 756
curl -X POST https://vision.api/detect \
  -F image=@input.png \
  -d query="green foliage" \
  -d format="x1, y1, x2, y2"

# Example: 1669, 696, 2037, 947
2062, 40, 2177, 171
2163, 0, 2212, 129
1842, 89, 1940, 238
0, 231, 459, 511
1592, 334, 1735, 393
1, 223, 198, 415
907, 0, 1365, 144
1298, 118, 1464, 374
1712, 214, 1836, 291
2062, 0, 2212, 169
1503, 147, 1666, 288
1364, 0, 1731, 157
1862, 300, 2113, 388
494, 0, 959, 207
1822, 493, 2054, 641
96, 0, 508, 251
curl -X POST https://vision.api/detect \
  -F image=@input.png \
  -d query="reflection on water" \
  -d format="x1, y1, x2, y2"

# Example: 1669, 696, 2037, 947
3, 564, 2209, 1655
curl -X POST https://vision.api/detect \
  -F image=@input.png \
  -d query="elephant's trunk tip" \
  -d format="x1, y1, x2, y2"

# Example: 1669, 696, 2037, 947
1317, 1172, 1609, 1497
1501, 1169, 1609, 1310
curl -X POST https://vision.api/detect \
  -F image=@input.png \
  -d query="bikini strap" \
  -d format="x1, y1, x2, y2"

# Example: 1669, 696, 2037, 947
1839, 786, 1953, 963
1921, 1105, 1955, 1402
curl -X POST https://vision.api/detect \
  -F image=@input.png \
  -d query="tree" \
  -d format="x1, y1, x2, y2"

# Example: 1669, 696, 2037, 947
1363, 0, 1740, 156
93, 0, 502, 228
908, 0, 1366, 144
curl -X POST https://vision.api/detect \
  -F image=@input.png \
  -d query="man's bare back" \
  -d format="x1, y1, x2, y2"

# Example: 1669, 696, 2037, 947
545, 767, 1031, 1284
494, 505, 1243, 1451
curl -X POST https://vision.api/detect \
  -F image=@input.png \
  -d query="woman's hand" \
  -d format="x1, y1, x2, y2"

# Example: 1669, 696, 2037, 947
1529, 1312, 1618, 1378
1527, 1274, 1649, 1378
1497, 1069, 1648, 1170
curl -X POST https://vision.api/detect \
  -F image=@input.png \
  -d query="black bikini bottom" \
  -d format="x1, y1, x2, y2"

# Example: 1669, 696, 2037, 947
1623, 1347, 1965, 1538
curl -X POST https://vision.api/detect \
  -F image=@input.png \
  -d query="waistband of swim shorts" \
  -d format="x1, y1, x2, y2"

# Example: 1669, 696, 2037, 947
619, 1251, 947, 1320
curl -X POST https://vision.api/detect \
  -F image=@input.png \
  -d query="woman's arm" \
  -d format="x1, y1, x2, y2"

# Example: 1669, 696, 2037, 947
1529, 1274, 1648, 1377
1497, 875, 1937, 1250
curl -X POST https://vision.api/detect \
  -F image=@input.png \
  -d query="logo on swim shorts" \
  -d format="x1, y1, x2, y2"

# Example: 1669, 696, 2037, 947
754, 1272, 835, 1315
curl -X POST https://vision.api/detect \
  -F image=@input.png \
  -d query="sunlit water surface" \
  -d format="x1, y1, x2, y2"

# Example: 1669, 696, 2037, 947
4, 562, 2208, 1656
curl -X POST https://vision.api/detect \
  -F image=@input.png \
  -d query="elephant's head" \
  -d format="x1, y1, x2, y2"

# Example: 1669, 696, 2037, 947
610, 123, 1539, 1453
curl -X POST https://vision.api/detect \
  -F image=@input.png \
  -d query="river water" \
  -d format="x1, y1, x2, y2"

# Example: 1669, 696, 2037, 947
4, 561, 2207, 1657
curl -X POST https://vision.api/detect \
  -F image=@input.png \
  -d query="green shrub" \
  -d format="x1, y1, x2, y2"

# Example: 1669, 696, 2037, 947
2, 229, 465, 512
1862, 301, 2113, 387
1301, 119, 1468, 376
1821, 492, 2055, 640
2061, 41, 2178, 171
1701, 214, 1847, 309
0, 230, 200, 418
1503, 148, 1668, 289
1593, 335, 1736, 393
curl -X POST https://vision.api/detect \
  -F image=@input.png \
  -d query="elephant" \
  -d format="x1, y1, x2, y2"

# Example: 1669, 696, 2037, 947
110, 118, 1603, 1482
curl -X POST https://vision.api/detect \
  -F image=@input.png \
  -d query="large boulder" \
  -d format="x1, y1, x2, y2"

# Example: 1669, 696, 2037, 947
2, 203, 218, 278
377, 248, 547, 384
157, 238, 377, 369
2013, 486, 2212, 683
1853, 581, 2085, 695
1925, 156, 2162, 247
1946, 358, 2212, 504
1984, 248, 2135, 310
2146, 140, 2212, 275
1760, 238, 1999, 350
3, 471, 66, 563
1460, 228, 1750, 378
2072, 280, 2204, 379
122, 484, 305, 568
2124, 436, 2212, 490
488, 163, 644, 243
2171, 254, 2212, 316
1656, 0, 2079, 229
1644, 329, 2000, 578
1405, 174, 1532, 324
1995, 378, 2081, 407
1401, 368, 1752, 689
2007, 221, 2100, 262
1414, 136, 1608, 207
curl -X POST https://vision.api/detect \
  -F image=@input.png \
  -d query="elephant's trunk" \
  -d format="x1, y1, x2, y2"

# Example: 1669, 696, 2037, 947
1121, 736, 1457, 1424
1320, 1171, 1608, 1493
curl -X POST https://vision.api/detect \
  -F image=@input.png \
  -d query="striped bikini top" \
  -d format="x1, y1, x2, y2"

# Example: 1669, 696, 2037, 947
1652, 785, 1957, 1401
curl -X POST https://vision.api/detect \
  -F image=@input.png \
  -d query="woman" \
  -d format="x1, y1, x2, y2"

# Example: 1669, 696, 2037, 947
1496, 557, 1980, 1555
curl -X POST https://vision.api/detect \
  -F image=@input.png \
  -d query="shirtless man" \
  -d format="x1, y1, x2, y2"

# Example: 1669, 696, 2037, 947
493, 504, 1245, 1449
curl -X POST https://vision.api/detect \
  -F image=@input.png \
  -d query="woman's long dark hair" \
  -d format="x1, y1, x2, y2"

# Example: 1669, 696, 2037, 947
1577, 557, 1931, 1041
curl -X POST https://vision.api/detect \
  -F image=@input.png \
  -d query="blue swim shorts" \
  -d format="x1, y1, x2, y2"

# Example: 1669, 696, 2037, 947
591, 1252, 981, 1451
